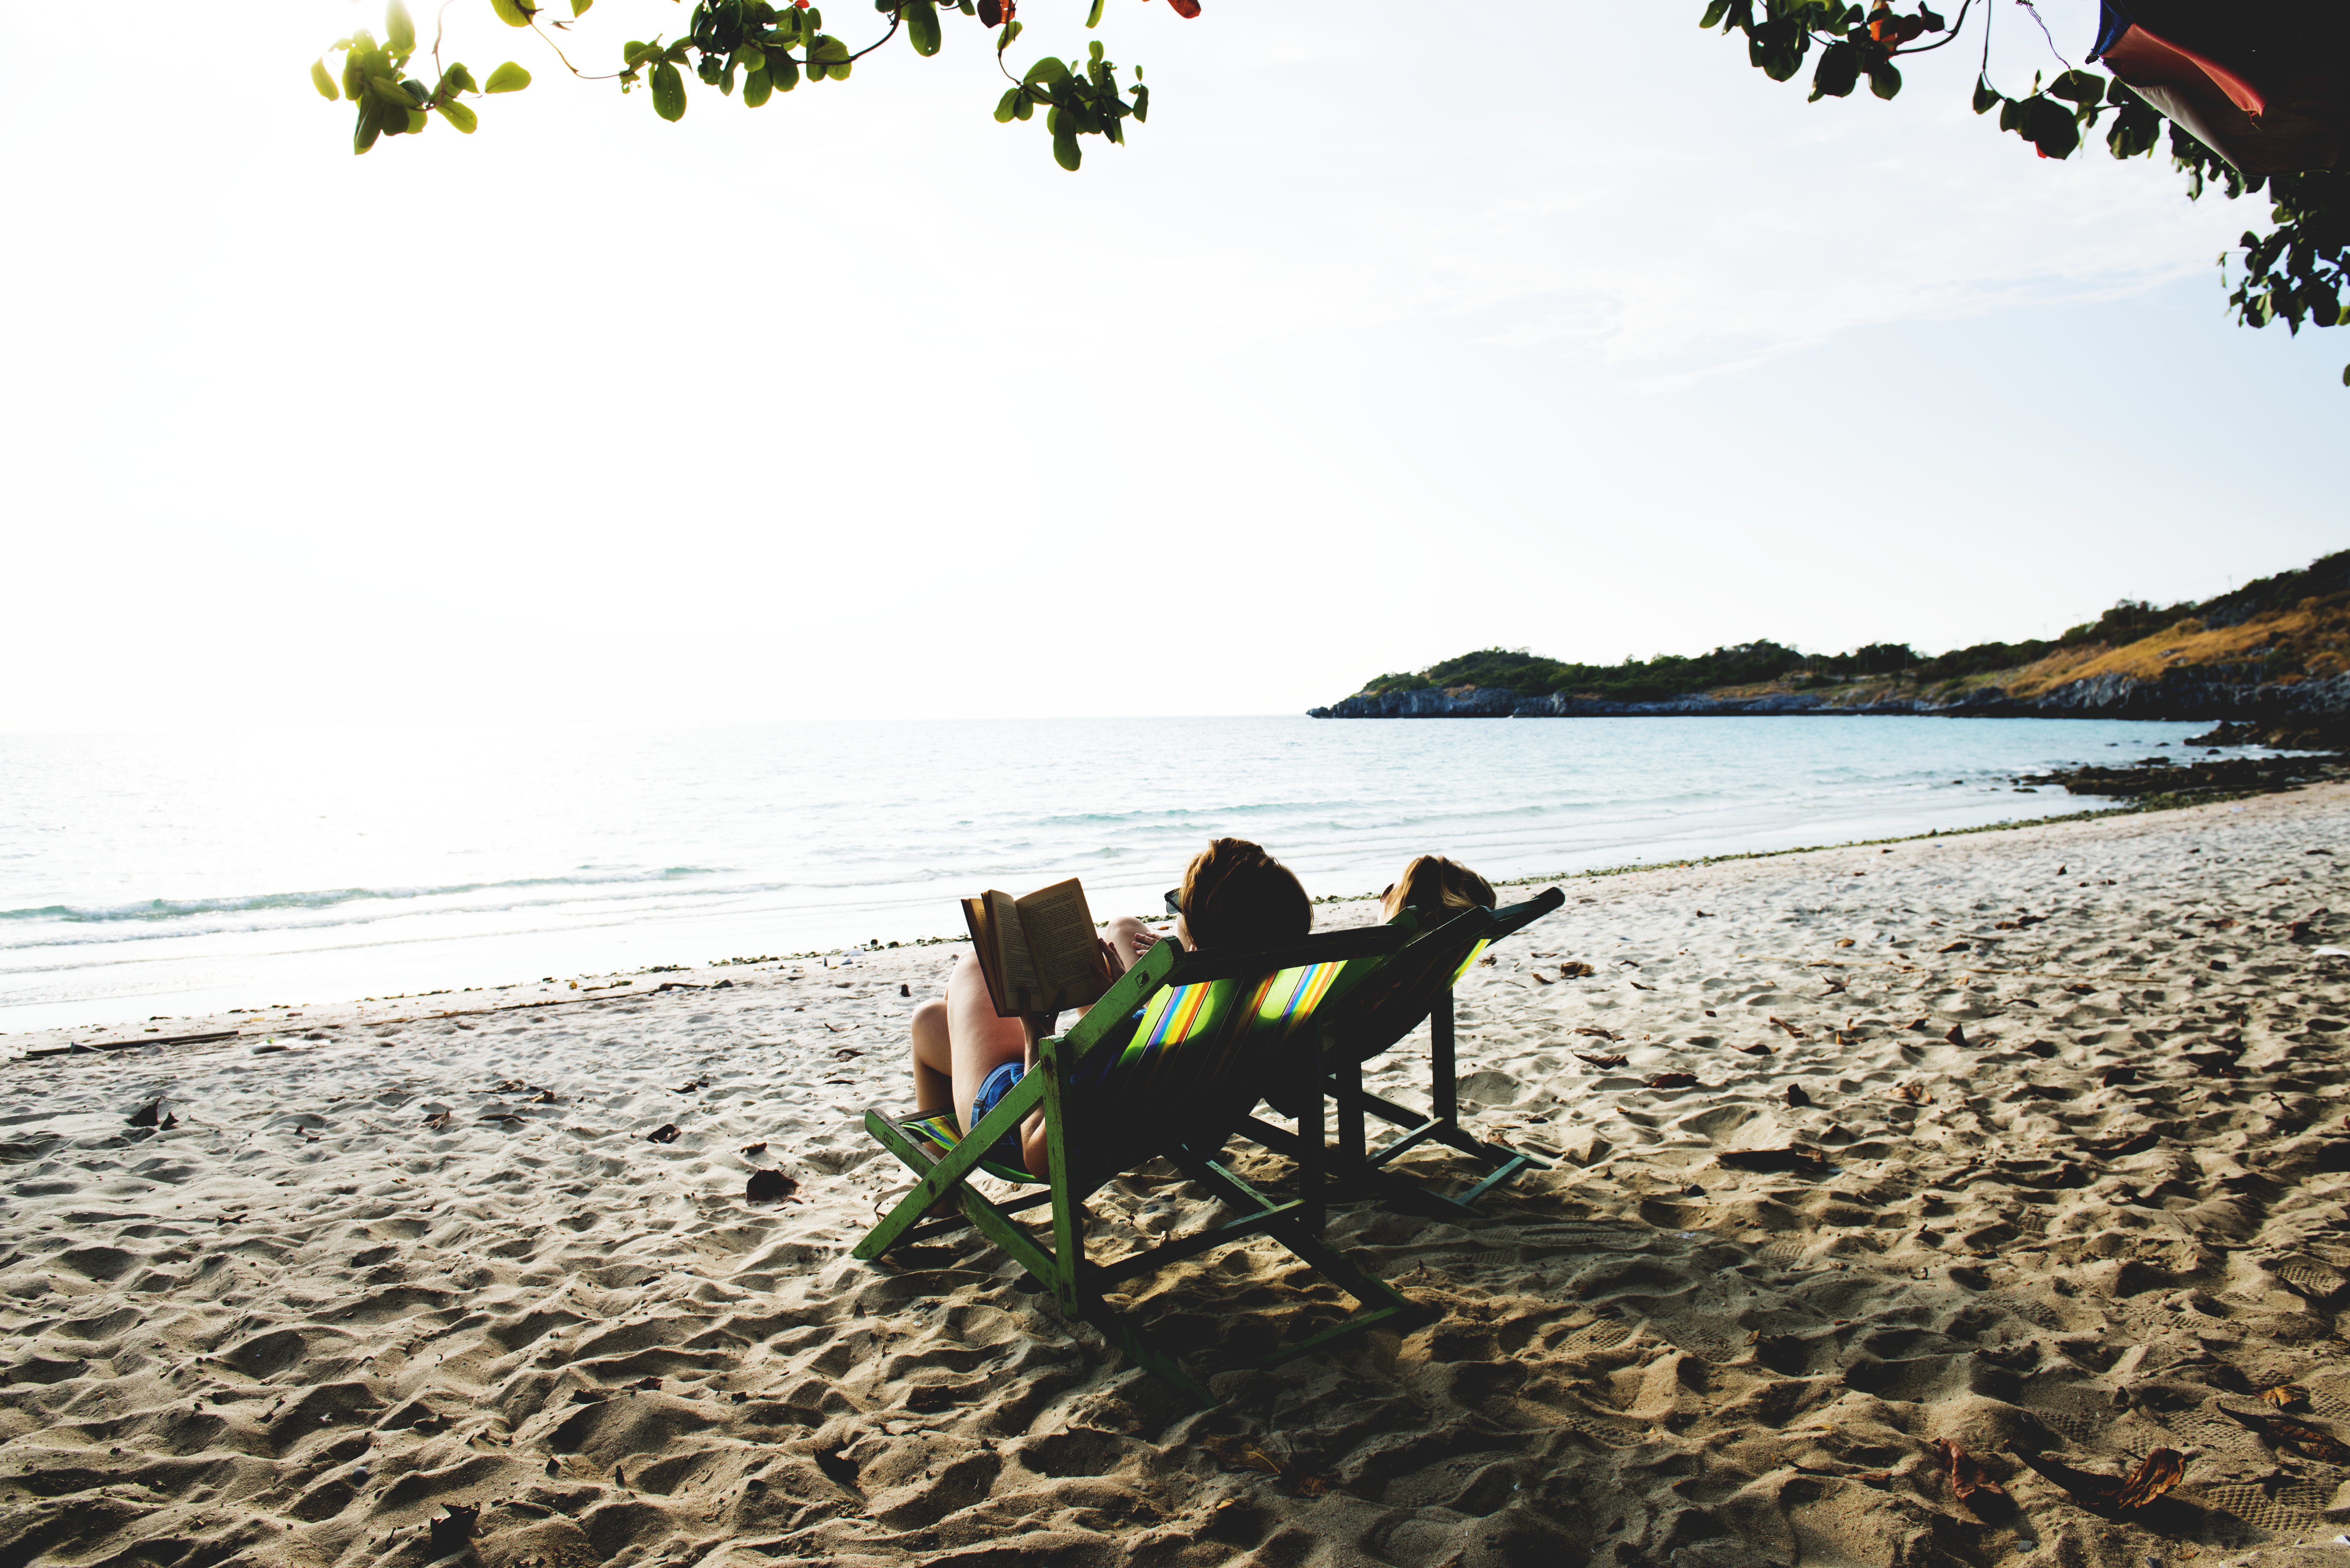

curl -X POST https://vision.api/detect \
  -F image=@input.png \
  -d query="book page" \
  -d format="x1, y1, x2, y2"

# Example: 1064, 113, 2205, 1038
991, 888, 1043, 1014
1015, 878, 1111, 1012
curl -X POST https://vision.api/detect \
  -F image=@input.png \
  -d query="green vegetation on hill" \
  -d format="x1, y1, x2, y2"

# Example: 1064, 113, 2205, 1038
1358, 551, 2350, 702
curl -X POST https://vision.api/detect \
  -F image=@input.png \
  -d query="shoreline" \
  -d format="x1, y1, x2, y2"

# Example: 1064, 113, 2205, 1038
0, 784, 2271, 1052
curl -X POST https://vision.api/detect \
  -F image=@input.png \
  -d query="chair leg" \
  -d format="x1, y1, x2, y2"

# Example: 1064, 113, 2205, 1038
1431, 990, 1458, 1128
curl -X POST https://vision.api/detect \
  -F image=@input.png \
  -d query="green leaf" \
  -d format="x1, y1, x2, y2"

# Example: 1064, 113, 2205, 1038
1809, 40, 1857, 100
404, 106, 429, 132
441, 62, 480, 94
1131, 81, 1148, 121
1700, 0, 1731, 26
1865, 57, 1900, 99
744, 67, 772, 105
811, 36, 852, 78
1972, 72, 1998, 114
1052, 130, 1080, 171
386, 1, 417, 54
311, 58, 341, 100
354, 98, 385, 153
2340, 362, 2348, 388
484, 60, 532, 92
772, 53, 800, 90
907, 0, 942, 56
652, 59, 687, 118
572, 0, 594, 13
1086, 0, 1104, 24
2028, 94, 2079, 157
2048, 68, 2102, 104
437, 98, 479, 131
997, 17, 1022, 53
993, 86, 1021, 122
1023, 56, 1068, 86
489, 0, 535, 26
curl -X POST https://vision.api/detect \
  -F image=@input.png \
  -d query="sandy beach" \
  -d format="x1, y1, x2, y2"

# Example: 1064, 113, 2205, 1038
8, 784, 2350, 1568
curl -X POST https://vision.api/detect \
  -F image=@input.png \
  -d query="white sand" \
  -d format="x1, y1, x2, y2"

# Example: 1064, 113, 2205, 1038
7, 785, 2350, 1568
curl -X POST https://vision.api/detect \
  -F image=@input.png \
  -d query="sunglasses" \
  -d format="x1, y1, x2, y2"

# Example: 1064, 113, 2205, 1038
1163, 887, 1183, 919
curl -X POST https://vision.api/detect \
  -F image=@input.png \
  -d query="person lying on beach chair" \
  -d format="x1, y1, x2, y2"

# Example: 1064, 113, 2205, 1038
868, 838, 1417, 1402
1249, 855, 1563, 1210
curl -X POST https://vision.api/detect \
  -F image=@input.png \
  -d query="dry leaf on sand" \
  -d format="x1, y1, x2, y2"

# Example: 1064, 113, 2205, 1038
646, 1123, 683, 1144
1575, 1052, 1629, 1068
2111, 1448, 2186, 1509
1768, 1016, 1809, 1038
1933, 1438, 2006, 1503
1896, 1082, 1933, 1104
746, 1169, 799, 1203
1643, 1072, 1699, 1089
1201, 1434, 1336, 1496
1202, 1434, 1284, 1476
1559, 961, 1595, 977
2260, 1384, 2311, 1410
1574, 1026, 1621, 1041
2238, 1413, 2350, 1464
1733, 1043, 1775, 1056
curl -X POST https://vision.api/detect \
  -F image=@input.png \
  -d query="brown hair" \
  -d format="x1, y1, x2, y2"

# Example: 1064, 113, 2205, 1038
1177, 838, 1311, 951
1380, 855, 1495, 922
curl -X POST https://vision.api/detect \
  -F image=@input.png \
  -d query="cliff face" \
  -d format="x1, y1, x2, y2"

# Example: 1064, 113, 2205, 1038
1309, 669, 2350, 728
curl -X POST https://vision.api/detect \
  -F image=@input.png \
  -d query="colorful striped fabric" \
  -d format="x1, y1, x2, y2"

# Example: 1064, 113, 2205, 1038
898, 1108, 1038, 1185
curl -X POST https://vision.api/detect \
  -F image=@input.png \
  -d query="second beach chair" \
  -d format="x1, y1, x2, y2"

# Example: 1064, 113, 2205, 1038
1247, 886, 1565, 1210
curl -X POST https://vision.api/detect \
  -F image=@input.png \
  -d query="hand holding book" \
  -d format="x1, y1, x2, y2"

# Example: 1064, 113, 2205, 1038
959, 877, 1118, 1019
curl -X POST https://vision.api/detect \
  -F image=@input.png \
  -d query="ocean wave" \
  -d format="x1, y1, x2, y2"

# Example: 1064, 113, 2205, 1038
0, 867, 732, 925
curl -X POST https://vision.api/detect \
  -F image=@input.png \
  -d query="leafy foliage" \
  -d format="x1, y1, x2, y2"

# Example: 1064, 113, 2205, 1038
1704, 0, 2347, 383
320, 0, 1150, 170
315, 4, 532, 152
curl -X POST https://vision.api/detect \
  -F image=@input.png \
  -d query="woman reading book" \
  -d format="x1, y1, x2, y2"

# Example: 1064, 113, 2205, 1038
906, 837, 1313, 1178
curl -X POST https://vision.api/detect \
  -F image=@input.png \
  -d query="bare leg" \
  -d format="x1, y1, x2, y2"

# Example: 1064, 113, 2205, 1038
944, 955, 1028, 1138
1102, 914, 1170, 973
910, 999, 952, 1111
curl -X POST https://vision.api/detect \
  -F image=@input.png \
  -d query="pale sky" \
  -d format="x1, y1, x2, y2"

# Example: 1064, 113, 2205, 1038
2, 0, 2340, 731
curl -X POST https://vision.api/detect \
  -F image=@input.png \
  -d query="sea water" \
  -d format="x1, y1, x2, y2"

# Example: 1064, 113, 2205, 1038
0, 714, 2223, 1030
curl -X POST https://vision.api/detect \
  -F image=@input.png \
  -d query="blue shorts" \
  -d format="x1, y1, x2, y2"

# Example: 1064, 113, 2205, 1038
970, 1061, 1027, 1169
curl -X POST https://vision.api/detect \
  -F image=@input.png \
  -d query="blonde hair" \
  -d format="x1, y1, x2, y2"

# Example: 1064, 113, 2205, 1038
1380, 855, 1495, 922
1177, 838, 1311, 951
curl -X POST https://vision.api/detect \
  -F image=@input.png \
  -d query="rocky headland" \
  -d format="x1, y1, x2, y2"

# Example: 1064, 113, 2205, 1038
1313, 552, 2350, 747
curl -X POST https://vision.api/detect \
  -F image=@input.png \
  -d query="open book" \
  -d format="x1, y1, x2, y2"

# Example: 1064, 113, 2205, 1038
960, 877, 1116, 1018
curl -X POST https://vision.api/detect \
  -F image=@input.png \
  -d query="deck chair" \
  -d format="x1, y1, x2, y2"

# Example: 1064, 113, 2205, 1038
853, 923, 1414, 1407
1247, 887, 1565, 1210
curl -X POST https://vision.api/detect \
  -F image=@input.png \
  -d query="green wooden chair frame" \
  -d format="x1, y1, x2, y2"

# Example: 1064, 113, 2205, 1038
1244, 887, 1565, 1211
853, 923, 1417, 1407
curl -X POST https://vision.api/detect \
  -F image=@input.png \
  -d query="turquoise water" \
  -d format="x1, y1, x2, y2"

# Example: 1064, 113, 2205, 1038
0, 714, 2224, 1030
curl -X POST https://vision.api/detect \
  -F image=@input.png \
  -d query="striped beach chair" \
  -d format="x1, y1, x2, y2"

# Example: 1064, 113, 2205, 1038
1248, 887, 1566, 1210
854, 923, 1412, 1406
